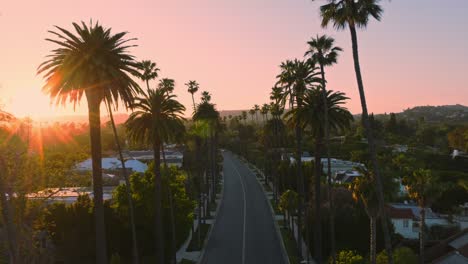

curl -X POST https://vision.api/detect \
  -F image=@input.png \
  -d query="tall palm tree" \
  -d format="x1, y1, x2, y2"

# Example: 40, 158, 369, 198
403, 169, 441, 264
137, 60, 160, 90
37, 21, 141, 263
249, 109, 255, 123
276, 59, 321, 260
201, 91, 212, 104
241, 111, 248, 124
125, 88, 185, 264
261, 103, 270, 123
254, 104, 260, 124
315, 1, 394, 262
158, 78, 175, 96
350, 168, 380, 264
105, 100, 140, 264
305, 34, 342, 263
285, 87, 352, 262
186, 80, 200, 112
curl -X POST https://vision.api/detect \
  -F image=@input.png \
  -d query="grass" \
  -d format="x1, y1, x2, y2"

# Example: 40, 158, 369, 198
178, 259, 196, 264
186, 223, 211, 252
280, 226, 301, 264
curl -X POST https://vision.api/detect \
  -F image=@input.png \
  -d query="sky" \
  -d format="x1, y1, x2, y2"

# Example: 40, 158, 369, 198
1, 0, 467, 119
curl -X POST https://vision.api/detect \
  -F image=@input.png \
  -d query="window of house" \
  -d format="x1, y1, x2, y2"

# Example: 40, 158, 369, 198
403, 219, 409, 228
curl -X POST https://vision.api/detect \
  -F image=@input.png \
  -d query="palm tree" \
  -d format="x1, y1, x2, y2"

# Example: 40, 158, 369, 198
285, 87, 352, 263
403, 169, 441, 264
254, 104, 260, 124
305, 34, 342, 263
350, 168, 380, 264
261, 104, 270, 123
249, 109, 255, 123
137, 60, 160, 90
241, 111, 248, 124
315, 1, 394, 262
125, 88, 185, 264
37, 21, 141, 263
276, 59, 321, 260
186, 80, 200, 112
105, 101, 140, 264
158, 78, 175, 96
200, 91, 212, 104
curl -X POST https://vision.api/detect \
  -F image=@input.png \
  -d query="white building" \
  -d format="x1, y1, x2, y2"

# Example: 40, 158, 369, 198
388, 203, 451, 240
27, 187, 115, 204
75, 158, 148, 173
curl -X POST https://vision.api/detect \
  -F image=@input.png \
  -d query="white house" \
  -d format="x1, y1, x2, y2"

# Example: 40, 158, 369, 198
75, 158, 148, 173
334, 170, 361, 184
388, 203, 451, 240
26, 186, 115, 204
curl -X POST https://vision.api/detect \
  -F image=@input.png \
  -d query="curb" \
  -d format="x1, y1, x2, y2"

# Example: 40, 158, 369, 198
196, 162, 226, 264
240, 158, 290, 264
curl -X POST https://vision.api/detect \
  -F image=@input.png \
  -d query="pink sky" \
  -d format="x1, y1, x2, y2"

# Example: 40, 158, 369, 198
1, 0, 467, 118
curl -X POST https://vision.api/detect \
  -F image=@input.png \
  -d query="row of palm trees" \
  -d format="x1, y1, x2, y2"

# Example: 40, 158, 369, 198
37, 21, 215, 264
253, 1, 395, 263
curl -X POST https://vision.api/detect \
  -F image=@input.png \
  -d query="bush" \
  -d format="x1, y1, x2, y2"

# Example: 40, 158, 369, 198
376, 247, 417, 264
334, 250, 364, 264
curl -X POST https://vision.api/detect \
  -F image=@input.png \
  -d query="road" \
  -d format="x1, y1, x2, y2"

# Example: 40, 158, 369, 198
200, 151, 287, 264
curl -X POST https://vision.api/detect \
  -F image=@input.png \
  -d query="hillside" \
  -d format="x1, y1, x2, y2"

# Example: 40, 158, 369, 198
399, 104, 468, 123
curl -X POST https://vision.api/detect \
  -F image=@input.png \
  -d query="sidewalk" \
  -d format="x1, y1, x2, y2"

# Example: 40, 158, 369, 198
176, 174, 224, 264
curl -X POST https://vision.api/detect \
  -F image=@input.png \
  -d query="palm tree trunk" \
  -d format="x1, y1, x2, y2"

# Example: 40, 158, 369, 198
320, 63, 336, 264
295, 121, 304, 259
349, 23, 394, 264
146, 80, 150, 91
153, 138, 165, 264
314, 138, 322, 263
86, 94, 108, 264
106, 101, 139, 264
161, 145, 177, 264
370, 215, 377, 264
0, 158, 18, 263
191, 93, 196, 113
420, 208, 425, 264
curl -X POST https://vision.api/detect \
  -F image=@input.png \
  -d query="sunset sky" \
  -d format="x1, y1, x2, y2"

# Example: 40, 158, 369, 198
1, 0, 467, 118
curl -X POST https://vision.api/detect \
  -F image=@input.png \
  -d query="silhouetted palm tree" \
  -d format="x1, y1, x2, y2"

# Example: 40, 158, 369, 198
305, 34, 342, 263
261, 103, 270, 123
38, 21, 141, 264
186, 80, 200, 112
254, 104, 260, 124
276, 59, 321, 259
137, 60, 160, 91
285, 87, 352, 262
316, 1, 394, 262
158, 78, 175, 96
125, 88, 185, 264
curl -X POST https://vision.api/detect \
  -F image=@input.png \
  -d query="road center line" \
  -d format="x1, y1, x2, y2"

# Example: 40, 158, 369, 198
228, 155, 247, 264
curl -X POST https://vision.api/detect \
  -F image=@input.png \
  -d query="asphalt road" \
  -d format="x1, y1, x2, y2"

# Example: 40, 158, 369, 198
200, 151, 287, 264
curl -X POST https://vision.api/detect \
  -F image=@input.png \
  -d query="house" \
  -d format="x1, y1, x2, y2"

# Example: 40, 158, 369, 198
387, 203, 451, 240
26, 186, 115, 204
75, 157, 148, 173
288, 153, 364, 176
125, 148, 184, 168
334, 170, 361, 184
426, 229, 468, 263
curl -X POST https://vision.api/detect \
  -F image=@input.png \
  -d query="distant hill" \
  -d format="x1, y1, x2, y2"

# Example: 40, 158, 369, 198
399, 104, 468, 123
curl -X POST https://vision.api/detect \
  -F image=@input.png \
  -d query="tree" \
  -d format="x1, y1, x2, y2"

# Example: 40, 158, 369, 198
125, 88, 185, 264
137, 60, 160, 90
315, 1, 394, 262
403, 169, 441, 264
38, 21, 141, 264
279, 190, 299, 234
105, 101, 140, 264
241, 111, 248, 124
276, 59, 321, 259
286, 87, 352, 262
305, 34, 342, 263
249, 109, 255, 123
350, 168, 380, 264
158, 78, 175, 96
186, 80, 200, 112
254, 104, 260, 124
261, 103, 270, 123
377, 247, 417, 264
